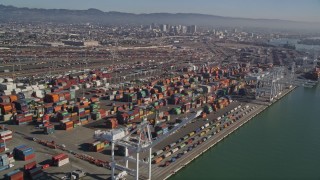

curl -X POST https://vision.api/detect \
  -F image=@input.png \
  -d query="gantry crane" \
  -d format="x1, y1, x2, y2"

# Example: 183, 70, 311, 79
246, 65, 317, 101
95, 110, 202, 180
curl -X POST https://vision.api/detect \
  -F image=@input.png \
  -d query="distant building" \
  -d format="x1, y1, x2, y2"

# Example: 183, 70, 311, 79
177, 25, 182, 32
151, 23, 157, 29
174, 26, 180, 34
62, 40, 99, 47
233, 28, 238, 33
160, 24, 167, 32
181, 26, 187, 34
188, 25, 197, 34
84, 41, 99, 47
62, 40, 83, 47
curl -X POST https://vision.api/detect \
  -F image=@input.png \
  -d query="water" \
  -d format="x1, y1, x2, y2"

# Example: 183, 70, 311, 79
170, 85, 320, 180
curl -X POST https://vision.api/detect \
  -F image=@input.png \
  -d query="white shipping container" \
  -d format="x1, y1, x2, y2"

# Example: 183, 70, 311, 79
0, 84, 14, 91
8, 157, 15, 164
25, 86, 32, 90
3, 114, 12, 121
24, 91, 33, 98
109, 95, 114, 101
95, 81, 101, 87
155, 150, 163, 155
0, 130, 12, 136
5, 78, 13, 82
3, 90, 11, 95
58, 158, 70, 167
94, 129, 126, 141
172, 148, 179, 153
38, 84, 45, 89
35, 90, 44, 98
13, 88, 22, 93
164, 152, 171, 158
1, 135, 12, 140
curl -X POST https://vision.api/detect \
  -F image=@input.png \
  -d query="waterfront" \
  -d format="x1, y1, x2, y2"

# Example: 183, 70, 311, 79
170, 85, 320, 180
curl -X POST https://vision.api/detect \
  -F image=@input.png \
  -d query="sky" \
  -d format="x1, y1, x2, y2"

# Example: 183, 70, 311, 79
0, 0, 320, 22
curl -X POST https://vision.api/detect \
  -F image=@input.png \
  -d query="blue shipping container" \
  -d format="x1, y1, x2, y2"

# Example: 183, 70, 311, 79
5, 169, 21, 176
0, 165, 9, 172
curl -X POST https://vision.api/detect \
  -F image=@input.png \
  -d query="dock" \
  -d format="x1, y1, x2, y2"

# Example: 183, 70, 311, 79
146, 87, 296, 180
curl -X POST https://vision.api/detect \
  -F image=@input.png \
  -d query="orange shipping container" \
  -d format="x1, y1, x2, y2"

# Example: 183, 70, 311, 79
66, 127, 73, 131
54, 106, 62, 112
153, 157, 163, 164
0, 103, 12, 113
82, 102, 89, 107
157, 93, 164, 99
49, 94, 59, 103
81, 120, 89, 125
66, 121, 73, 126
9, 95, 18, 102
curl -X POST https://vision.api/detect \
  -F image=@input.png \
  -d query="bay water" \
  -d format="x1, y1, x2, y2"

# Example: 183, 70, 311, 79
170, 85, 320, 180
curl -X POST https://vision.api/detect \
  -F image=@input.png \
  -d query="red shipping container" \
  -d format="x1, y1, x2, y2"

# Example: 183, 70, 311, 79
23, 153, 35, 161
7, 171, 24, 180
24, 161, 37, 170
52, 153, 68, 161
42, 164, 50, 169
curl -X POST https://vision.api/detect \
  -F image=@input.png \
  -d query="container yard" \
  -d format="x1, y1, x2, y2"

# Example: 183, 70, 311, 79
0, 56, 309, 179
0, 17, 318, 179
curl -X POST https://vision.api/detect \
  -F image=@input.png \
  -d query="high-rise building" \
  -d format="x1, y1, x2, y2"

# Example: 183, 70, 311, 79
181, 26, 187, 34
160, 24, 167, 32
233, 28, 238, 33
151, 23, 156, 29
177, 25, 182, 32
188, 25, 197, 34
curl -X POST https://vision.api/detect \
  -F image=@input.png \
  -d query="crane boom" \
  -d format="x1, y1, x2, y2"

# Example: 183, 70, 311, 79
140, 110, 202, 152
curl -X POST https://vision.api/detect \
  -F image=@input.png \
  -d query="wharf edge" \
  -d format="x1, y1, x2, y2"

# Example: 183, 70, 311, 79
162, 87, 296, 180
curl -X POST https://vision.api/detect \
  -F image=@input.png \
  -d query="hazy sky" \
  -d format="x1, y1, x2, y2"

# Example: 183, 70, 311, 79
1, 0, 320, 22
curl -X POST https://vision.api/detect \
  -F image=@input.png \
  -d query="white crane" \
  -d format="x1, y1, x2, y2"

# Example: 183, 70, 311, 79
247, 66, 317, 101
95, 110, 202, 180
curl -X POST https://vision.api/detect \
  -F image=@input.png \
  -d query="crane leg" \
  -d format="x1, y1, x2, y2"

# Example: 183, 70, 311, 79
148, 148, 152, 180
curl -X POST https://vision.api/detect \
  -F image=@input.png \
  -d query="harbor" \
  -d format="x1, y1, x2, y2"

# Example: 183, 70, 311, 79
0, 6, 319, 179
170, 84, 320, 180
155, 87, 296, 180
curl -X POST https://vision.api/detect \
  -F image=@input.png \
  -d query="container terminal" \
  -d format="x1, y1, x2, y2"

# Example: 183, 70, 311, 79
0, 58, 316, 180
0, 23, 319, 180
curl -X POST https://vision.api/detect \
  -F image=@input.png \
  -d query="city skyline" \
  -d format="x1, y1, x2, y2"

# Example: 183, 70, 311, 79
0, 0, 320, 23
